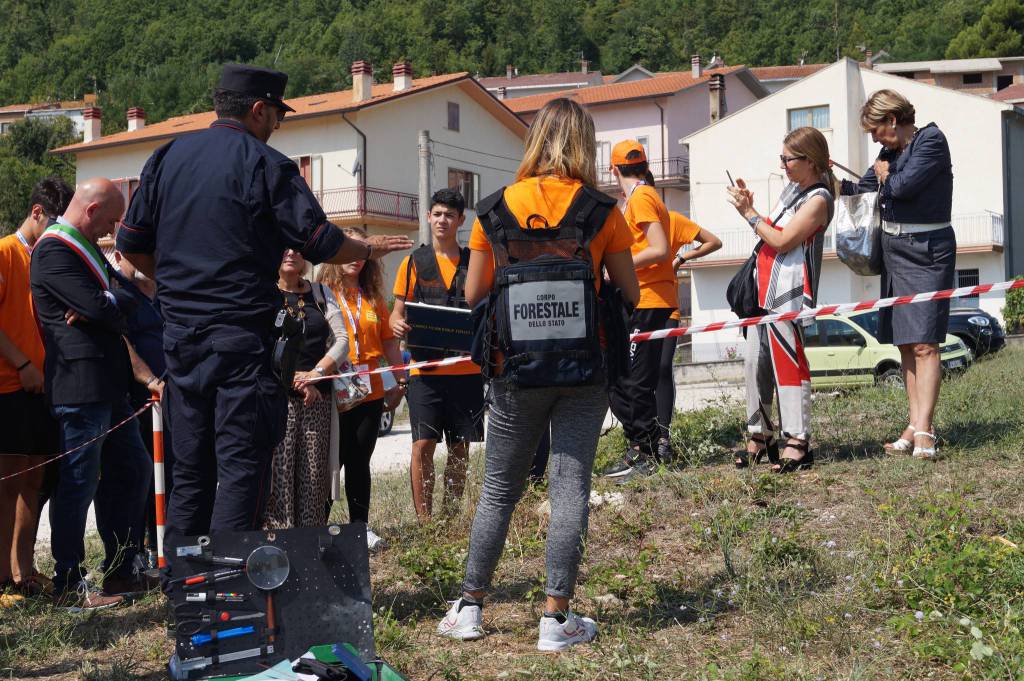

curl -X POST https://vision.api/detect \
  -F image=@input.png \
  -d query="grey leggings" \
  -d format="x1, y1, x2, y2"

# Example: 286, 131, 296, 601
463, 379, 607, 599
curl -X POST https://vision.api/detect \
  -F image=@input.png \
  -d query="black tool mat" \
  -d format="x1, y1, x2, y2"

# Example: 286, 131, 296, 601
166, 523, 374, 679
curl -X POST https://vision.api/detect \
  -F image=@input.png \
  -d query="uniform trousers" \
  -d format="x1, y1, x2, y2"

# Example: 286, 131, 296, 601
744, 320, 811, 441
608, 307, 674, 454
162, 323, 286, 543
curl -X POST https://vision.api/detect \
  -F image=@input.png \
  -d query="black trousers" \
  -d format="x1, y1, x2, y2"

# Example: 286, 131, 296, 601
162, 323, 286, 544
655, 318, 680, 441
337, 398, 384, 524
608, 307, 673, 455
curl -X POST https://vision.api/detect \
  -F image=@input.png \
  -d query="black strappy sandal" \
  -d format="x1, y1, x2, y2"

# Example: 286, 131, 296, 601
772, 439, 814, 474
734, 436, 779, 469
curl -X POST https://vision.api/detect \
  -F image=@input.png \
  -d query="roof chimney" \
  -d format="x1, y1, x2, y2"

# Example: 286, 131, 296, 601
709, 74, 726, 123
581, 58, 590, 74
351, 60, 373, 103
497, 86, 507, 100
865, 50, 874, 68
392, 61, 413, 92
83, 107, 101, 143
708, 53, 725, 69
691, 55, 702, 79
127, 107, 146, 132
506, 64, 514, 80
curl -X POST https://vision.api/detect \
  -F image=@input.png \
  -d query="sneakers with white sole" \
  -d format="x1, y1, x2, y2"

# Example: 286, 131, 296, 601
366, 528, 387, 552
437, 599, 484, 641
537, 611, 598, 651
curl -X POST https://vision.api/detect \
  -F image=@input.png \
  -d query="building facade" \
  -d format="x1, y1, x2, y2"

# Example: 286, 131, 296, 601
54, 64, 527, 283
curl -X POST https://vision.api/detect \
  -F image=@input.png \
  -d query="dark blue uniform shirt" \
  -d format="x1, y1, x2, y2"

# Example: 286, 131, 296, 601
117, 118, 345, 330
840, 123, 953, 224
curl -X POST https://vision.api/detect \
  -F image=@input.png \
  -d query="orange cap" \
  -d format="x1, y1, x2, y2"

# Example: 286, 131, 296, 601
611, 140, 647, 166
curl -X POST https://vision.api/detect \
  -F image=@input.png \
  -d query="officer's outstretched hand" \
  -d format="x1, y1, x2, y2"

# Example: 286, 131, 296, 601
365, 234, 413, 258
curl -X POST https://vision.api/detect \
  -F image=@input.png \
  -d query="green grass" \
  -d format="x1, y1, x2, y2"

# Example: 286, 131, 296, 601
4, 349, 1024, 679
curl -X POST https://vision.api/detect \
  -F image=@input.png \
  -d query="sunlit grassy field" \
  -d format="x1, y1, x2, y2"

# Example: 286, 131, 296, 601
4, 348, 1023, 680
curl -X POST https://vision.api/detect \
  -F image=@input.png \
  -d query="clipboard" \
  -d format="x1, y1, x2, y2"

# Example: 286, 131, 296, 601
404, 301, 474, 355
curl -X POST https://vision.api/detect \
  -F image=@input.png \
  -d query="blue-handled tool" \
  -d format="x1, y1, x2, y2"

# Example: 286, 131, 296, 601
190, 625, 256, 647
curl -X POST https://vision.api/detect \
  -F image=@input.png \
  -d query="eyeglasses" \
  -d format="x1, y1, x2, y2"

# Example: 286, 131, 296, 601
780, 155, 806, 165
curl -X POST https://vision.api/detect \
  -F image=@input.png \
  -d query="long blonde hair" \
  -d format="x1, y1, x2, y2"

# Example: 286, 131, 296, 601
783, 126, 837, 197
315, 226, 386, 303
516, 98, 597, 187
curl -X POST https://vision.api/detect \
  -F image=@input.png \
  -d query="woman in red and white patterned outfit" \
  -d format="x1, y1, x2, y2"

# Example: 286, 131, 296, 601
727, 127, 836, 473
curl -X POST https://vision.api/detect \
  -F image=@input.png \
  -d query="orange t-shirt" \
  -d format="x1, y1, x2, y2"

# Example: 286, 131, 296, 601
330, 286, 395, 401
393, 251, 480, 376
0, 233, 44, 394
669, 211, 701, 253
623, 184, 676, 310
468, 176, 633, 286
668, 211, 701, 321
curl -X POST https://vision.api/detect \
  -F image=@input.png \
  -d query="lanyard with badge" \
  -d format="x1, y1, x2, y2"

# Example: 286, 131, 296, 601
334, 290, 372, 411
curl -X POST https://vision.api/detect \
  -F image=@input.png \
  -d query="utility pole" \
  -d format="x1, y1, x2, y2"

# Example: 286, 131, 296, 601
418, 130, 431, 246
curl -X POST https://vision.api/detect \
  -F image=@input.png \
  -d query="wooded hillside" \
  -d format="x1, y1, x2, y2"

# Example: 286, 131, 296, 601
0, 0, 1008, 134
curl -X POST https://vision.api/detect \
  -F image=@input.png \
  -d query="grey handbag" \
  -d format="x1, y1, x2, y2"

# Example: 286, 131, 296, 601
835, 191, 882, 275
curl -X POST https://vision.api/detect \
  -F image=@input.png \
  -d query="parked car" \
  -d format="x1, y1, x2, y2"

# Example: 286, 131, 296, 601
379, 399, 400, 436
947, 306, 1005, 358
804, 311, 970, 388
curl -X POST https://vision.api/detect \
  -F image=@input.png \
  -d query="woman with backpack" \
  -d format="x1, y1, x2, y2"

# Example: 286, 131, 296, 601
437, 98, 639, 651
727, 126, 835, 473
262, 249, 348, 529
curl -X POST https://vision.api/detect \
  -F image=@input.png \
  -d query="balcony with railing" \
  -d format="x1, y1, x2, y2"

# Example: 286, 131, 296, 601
680, 211, 1005, 267
314, 186, 419, 224
597, 156, 690, 190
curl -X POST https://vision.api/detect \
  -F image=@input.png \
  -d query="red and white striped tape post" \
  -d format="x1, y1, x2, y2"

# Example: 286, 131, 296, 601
304, 278, 1024, 384
151, 395, 167, 569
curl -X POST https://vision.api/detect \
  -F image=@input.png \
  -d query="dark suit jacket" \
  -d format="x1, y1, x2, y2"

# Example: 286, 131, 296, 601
840, 123, 953, 224
30, 235, 135, 406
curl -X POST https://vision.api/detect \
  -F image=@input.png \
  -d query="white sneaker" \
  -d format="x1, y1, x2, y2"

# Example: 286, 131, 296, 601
437, 599, 484, 640
537, 611, 598, 652
366, 528, 387, 552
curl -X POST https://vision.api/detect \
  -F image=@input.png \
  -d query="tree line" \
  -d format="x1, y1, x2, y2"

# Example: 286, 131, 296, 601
0, 0, 1020, 231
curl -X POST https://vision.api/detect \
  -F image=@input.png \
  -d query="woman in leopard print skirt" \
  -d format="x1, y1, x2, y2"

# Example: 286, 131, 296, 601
262, 249, 349, 529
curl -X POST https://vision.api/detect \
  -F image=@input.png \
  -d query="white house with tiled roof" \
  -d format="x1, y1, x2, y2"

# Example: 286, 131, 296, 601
477, 61, 605, 99
680, 58, 1024, 362
53, 61, 527, 281
0, 94, 99, 135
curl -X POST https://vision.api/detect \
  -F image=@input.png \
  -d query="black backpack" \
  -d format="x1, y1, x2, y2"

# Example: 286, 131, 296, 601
472, 185, 616, 388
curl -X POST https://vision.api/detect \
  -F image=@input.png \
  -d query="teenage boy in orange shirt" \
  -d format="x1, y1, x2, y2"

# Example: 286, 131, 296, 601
390, 189, 484, 521
0, 177, 73, 602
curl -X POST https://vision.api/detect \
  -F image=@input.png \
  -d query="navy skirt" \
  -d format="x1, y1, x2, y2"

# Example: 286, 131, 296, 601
878, 226, 956, 346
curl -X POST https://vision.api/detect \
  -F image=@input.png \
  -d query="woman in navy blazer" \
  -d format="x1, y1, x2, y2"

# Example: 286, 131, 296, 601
841, 89, 955, 460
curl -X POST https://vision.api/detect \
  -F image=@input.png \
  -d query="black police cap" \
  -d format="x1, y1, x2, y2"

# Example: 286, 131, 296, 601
218, 63, 296, 113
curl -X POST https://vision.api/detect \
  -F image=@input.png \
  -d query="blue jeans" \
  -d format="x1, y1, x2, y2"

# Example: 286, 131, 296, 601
51, 396, 152, 592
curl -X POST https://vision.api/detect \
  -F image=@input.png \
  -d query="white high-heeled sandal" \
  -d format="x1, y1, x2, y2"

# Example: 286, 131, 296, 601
912, 431, 938, 460
884, 426, 914, 453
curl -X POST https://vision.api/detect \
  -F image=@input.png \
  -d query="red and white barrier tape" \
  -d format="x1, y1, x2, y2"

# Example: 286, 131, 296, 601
306, 278, 1024, 383
631, 278, 1024, 342
0, 401, 154, 482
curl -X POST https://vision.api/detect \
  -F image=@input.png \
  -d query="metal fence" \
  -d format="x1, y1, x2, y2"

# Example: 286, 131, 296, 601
315, 186, 419, 222
597, 156, 689, 186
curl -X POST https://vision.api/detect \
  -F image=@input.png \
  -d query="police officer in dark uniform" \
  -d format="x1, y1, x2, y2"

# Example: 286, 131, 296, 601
116, 64, 411, 541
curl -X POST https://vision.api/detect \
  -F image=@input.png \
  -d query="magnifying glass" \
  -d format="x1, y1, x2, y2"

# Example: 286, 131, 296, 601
246, 545, 290, 645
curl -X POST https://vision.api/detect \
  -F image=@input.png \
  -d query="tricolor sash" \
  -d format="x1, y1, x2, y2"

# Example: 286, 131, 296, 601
38, 223, 110, 290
